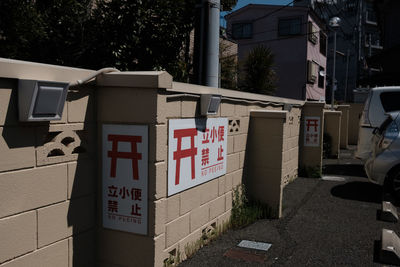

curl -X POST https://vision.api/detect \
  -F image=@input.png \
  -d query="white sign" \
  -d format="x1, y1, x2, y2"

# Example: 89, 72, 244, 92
168, 118, 228, 196
304, 116, 320, 147
102, 124, 148, 235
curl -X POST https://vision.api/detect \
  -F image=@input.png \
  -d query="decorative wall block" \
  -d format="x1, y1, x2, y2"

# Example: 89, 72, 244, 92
37, 128, 88, 166
228, 118, 240, 133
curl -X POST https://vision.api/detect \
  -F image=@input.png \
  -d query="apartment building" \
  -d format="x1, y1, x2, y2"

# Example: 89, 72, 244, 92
226, 4, 327, 101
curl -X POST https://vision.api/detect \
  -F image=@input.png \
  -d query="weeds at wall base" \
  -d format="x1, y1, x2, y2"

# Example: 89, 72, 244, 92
167, 184, 272, 266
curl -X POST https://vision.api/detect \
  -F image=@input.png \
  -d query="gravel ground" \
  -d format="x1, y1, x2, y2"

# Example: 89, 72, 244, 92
180, 150, 399, 266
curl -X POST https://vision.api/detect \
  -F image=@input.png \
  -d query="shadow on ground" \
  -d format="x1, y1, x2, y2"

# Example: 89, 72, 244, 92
331, 181, 383, 203
323, 164, 367, 177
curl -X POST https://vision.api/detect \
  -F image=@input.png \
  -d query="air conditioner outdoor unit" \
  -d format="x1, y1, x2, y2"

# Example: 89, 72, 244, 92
307, 61, 318, 83
308, 22, 318, 44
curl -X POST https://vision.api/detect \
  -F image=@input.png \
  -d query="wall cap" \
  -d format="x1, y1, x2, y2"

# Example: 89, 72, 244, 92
250, 110, 288, 119
170, 82, 304, 106
96, 71, 173, 88
0, 57, 94, 83
324, 110, 342, 116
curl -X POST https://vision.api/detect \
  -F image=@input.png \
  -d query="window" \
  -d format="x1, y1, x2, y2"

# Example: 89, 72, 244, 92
318, 66, 325, 88
380, 92, 400, 112
278, 17, 302, 36
307, 60, 318, 84
319, 32, 327, 56
232, 23, 252, 39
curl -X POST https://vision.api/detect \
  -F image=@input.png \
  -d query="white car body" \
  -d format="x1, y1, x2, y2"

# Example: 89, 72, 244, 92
356, 86, 400, 162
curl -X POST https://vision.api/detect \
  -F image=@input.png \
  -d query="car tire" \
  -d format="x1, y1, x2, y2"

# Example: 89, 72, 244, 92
385, 166, 400, 200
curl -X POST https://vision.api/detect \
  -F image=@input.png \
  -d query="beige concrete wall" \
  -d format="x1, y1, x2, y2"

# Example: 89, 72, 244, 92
0, 58, 305, 267
337, 105, 350, 149
324, 111, 342, 158
0, 78, 96, 267
348, 103, 364, 145
299, 102, 325, 175
246, 110, 300, 218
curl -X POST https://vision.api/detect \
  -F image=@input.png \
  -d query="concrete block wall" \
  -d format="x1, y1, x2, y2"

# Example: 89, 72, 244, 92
153, 83, 303, 264
0, 78, 96, 267
324, 111, 342, 158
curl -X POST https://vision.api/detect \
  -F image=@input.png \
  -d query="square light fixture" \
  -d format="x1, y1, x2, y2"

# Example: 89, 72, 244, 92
201, 94, 221, 116
18, 79, 69, 121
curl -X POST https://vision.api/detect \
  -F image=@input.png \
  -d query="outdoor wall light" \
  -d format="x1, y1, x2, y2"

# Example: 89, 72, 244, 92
200, 94, 221, 116
18, 79, 69, 122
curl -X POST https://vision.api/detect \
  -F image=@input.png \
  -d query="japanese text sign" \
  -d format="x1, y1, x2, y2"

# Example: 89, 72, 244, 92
304, 116, 320, 147
168, 118, 228, 196
102, 124, 148, 235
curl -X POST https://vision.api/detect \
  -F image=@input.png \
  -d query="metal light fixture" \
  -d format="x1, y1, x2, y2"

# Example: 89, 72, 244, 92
329, 16, 341, 110
201, 94, 221, 116
18, 79, 69, 121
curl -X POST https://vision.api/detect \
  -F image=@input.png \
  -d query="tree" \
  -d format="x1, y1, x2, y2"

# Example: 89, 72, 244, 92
0, 0, 238, 81
240, 45, 277, 95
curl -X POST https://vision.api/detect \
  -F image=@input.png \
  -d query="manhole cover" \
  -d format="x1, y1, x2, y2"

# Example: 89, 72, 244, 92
237, 240, 272, 251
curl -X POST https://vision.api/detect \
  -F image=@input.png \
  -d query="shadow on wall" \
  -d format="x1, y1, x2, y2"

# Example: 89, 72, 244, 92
0, 79, 96, 266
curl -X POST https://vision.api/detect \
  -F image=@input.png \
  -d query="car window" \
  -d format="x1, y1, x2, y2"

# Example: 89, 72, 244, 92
380, 92, 400, 112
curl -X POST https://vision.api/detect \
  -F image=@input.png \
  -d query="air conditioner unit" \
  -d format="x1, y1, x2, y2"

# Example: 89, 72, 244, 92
308, 22, 318, 44
307, 61, 318, 83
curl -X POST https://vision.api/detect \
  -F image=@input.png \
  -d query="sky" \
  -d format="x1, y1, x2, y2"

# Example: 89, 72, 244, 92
220, 0, 294, 27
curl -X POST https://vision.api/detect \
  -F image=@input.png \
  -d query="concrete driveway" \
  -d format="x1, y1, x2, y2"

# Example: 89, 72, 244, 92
181, 150, 398, 266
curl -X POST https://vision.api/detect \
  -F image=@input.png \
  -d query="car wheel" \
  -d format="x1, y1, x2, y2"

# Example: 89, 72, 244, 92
385, 167, 400, 200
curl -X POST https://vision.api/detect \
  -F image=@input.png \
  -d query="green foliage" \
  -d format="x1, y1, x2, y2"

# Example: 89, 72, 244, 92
0, 0, 238, 82
299, 165, 322, 178
220, 41, 238, 90
240, 45, 277, 95
230, 185, 271, 228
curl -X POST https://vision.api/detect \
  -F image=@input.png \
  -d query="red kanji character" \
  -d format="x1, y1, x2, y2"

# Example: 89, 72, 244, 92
210, 127, 218, 143
119, 186, 130, 199
108, 185, 118, 198
108, 200, 118, 213
202, 128, 210, 144
173, 128, 198, 185
306, 119, 319, 132
131, 203, 141, 216
131, 188, 142, 201
217, 145, 224, 161
218, 126, 225, 142
201, 148, 210, 166
108, 134, 142, 180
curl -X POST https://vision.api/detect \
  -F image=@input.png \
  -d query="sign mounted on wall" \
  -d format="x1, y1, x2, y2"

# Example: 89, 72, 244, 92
102, 124, 148, 235
304, 116, 321, 147
168, 118, 228, 196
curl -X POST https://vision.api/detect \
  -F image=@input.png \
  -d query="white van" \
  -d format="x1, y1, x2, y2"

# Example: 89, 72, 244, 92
356, 86, 400, 161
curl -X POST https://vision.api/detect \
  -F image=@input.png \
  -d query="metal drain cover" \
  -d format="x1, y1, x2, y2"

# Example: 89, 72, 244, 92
237, 240, 272, 252
321, 175, 347, 182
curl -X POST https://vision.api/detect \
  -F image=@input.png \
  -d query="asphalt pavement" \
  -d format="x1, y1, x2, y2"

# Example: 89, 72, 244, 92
181, 147, 400, 266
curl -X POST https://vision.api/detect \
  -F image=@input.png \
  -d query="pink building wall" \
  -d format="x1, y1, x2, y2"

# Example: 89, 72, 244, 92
226, 5, 326, 101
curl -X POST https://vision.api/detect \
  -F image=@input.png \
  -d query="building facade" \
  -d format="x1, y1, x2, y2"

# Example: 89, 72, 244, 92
226, 4, 327, 101
294, 0, 382, 102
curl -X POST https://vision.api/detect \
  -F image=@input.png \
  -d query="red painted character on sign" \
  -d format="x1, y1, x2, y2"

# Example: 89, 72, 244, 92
131, 188, 142, 201
202, 128, 210, 144
217, 145, 224, 161
108, 200, 118, 213
306, 119, 319, 132
108, 185, 118, 198
173, 128, 197, 185
218, 126, 225, 142
131, 203, 141, 216
201, 148, 210, 166
107, 134, 142, 180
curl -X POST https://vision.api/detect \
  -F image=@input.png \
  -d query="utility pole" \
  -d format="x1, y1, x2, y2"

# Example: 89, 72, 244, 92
344, 48, 350, 102
193, 0, 220, 88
